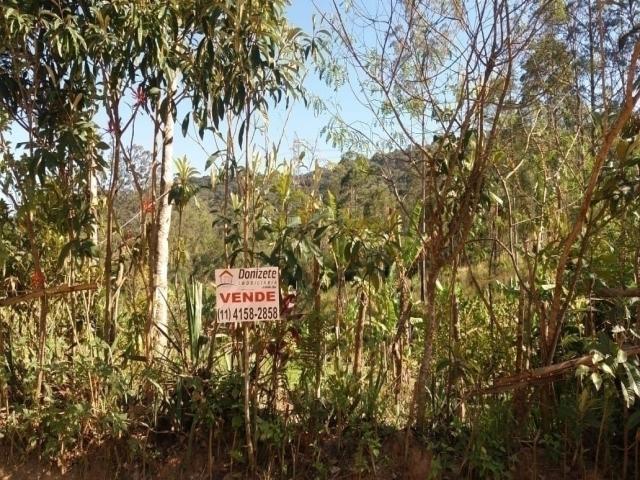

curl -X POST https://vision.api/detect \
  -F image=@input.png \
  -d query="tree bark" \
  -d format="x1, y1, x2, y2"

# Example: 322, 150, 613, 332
393, 268, 412, 404
151, 85, 176, 354
89, 157, 99, 246
353, 288, 368, 379
410, 272, 437, 430
334, 262, 345, 371
103, 96, 121, 345
312, 259, 323, 398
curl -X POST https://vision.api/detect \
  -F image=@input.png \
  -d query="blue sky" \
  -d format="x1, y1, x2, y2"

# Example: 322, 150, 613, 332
172, 0, 374, 173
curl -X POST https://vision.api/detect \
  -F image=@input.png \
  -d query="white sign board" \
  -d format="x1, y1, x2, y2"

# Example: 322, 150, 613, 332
215, 267, 280, 323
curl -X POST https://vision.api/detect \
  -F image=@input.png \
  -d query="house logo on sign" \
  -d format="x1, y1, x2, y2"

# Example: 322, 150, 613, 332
218, 269, 234, 286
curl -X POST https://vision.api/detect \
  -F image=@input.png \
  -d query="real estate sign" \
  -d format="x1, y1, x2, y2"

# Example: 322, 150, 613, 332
215, 267, 280, 323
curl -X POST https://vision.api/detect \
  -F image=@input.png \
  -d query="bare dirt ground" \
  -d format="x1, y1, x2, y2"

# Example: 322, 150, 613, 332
0, 436, 604, 479
1, 445, 212, 480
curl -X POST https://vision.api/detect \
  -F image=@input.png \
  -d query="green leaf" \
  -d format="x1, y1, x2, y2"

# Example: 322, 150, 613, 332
287, 216, 301, 228
621, 381, 633, 408
210, 164, 217, 191
205, 150, 222, 170
617, 349, 628, 365
624, 363, 640, 397
238, 120, 246, 149
575, 364, 591, 378
628, 410, 640, 430
591, 350, 604, 365
56, 239, 76, 271
600, 363, 614, 377
591, 371, 602, 391
181, 114, 190, 137
489, 191, 503, 207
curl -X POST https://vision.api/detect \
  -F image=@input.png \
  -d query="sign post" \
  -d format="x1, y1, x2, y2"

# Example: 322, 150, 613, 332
215, 267, 280, 323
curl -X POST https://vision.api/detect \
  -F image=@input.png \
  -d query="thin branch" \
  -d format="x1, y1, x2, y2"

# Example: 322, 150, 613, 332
471, 345, 640, 396
0, 283, 98, 307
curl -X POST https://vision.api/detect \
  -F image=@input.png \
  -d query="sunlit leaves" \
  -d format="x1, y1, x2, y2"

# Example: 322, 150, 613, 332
169, 156, 200, 212
0, 1, 106, 283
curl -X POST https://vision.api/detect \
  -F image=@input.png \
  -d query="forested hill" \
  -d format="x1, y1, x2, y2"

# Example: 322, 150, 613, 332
116, 150, 414, 279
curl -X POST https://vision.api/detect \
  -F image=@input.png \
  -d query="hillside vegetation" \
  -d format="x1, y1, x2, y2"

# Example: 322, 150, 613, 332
1, 1, 640, 478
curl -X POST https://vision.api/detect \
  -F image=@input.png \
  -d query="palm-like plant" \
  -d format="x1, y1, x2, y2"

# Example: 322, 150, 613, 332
169, 156, 200, 272
170, 156, 200, 237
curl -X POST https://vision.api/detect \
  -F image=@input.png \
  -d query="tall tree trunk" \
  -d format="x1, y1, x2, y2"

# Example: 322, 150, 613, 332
312, 259, 324, 399
145, 108, 160, 359
241, 104, 255, 471
89, 157, 98, 247
393, 267, 412, 405
410, 272, 437, 430
25, 214, 47, 403
353, 288, 368, 378
419, 153, 427, 304
586, 0, 597, 156
446, 259, 463, 420
103, 97, 121, 345
151, 85, 176, 354
334, 262, 345, 371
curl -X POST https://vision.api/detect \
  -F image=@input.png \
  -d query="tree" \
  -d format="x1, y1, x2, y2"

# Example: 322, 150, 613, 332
0, 1, 105, 399
327, 0, 542, 429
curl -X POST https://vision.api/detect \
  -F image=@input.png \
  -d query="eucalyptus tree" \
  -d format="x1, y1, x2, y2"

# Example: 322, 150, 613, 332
130, 0, 323, 364
326, 0, 543, 429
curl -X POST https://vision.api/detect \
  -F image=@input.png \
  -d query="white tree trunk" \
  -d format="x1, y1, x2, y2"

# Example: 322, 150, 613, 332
89, 158, 98, 246
152, 87, 175, 353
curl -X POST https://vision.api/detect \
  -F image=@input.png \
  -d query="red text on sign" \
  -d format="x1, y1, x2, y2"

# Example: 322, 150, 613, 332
219, 291, 276, 303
